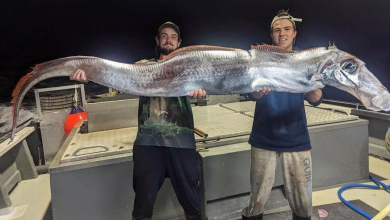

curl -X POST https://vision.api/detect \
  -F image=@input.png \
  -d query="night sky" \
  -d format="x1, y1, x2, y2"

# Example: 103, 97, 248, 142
1, 0, 389, 104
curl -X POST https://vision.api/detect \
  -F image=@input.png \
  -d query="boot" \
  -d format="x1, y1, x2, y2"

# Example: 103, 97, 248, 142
292, 212, 311, 220
241, 207, 264, 220
186, 214, 202, 220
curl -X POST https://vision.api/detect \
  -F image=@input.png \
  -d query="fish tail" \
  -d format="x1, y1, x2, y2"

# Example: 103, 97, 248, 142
10, 105, 16, 140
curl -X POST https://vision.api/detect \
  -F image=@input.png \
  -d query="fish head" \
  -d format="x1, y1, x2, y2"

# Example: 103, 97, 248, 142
319, 46, 390, 111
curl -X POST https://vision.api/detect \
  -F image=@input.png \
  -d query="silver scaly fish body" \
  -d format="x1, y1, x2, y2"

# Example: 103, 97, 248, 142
8, 45, 390, 141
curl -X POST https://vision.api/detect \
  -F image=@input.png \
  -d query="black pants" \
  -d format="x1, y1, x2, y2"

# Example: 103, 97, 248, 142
132, 145, 201, 219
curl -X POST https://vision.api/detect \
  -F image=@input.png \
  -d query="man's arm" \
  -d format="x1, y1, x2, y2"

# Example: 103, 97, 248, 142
305, 89, 323, 106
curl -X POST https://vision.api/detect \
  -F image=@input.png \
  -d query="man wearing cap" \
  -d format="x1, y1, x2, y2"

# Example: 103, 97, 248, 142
241, 10, 322, 220
70, 22, 204, 220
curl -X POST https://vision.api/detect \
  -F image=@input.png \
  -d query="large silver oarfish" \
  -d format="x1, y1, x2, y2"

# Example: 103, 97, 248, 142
9, 44, 390, 140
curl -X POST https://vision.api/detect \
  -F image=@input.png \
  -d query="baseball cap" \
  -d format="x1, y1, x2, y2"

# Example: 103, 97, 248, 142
270, 10, 302, 28
157, 21, 181, 40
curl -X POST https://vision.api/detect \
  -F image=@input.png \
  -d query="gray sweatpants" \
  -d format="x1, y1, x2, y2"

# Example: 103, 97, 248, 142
247, 147, 312, 218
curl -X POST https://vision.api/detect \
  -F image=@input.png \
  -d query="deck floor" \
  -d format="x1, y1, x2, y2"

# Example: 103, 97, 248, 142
6, 156, 390, 220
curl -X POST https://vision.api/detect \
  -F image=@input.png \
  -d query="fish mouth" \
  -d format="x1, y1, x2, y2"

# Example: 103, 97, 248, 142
362, 89, 390, 112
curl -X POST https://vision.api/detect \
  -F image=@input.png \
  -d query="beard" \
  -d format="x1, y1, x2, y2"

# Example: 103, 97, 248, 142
158, 44, 176, 55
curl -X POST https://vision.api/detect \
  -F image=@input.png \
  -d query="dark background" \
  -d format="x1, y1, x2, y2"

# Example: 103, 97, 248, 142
1, 0, 389, 104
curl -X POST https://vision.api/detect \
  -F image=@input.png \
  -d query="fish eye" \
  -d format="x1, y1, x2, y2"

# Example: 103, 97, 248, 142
341, 59, 358, 73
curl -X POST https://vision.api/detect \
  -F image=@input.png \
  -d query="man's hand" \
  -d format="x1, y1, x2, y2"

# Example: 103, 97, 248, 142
251, 87, 271, 99
189, 89, 206, 99
70, 69, 89, 83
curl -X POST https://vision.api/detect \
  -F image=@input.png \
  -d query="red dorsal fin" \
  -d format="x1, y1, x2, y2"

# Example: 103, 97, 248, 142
163, 45, 243, 60
10, 56, 98, 104
10, 62, 47, 104
251, 44, 327, 54
250, 44, 295, 53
